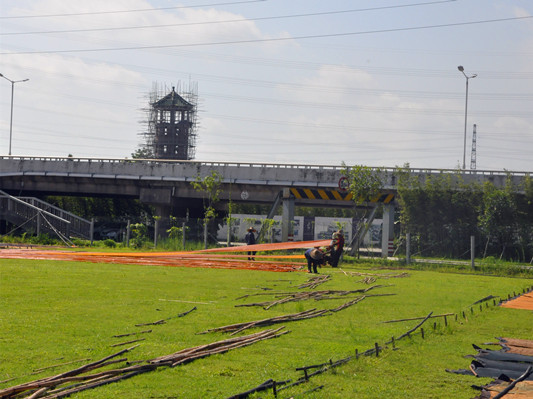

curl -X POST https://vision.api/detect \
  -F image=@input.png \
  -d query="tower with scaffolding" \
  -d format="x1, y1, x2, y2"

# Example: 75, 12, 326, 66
142, 82, 198, 160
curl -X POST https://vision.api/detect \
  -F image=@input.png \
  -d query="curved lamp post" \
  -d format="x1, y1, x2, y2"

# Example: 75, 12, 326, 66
0, 73, 29, 155
457, 66, 476, 170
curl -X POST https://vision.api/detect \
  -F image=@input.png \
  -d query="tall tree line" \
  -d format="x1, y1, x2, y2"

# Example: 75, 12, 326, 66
395, 169, 533, 261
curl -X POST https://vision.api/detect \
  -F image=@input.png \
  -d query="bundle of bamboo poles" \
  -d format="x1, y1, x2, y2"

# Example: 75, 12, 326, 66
0, 329, 288, 399
359, 276, 377, 284
236, 285, 386, 310
151, 327, 289, 366
200, 293, 386, 336
298, 275, 331, 289
342, 271, 410, 279
197, 309, 330, 336
0, 345, 141, 399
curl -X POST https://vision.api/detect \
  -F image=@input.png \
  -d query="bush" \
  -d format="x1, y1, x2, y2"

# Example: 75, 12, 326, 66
29, 234, 61, 246
102, 239, 117, 248
71, 238, 92, 247
483, 256, 498, 264
130, 223, 148, 249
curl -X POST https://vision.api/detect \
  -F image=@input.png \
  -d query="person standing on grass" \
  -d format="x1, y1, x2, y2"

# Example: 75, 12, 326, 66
245, 227, 257, 260
329, 230, 345, 268
305, 247, 324, 273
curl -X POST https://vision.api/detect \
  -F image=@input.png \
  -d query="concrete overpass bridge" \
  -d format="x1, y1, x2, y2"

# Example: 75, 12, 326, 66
0, 156, 530, 255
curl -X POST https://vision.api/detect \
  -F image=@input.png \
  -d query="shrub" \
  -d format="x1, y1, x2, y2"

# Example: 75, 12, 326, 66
103, 239, 117, 248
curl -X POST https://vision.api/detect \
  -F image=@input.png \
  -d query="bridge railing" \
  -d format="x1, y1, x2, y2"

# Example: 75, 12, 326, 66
1, 155, 531, 177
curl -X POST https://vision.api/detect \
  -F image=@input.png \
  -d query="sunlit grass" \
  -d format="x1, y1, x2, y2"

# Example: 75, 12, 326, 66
0, 257, 532, 398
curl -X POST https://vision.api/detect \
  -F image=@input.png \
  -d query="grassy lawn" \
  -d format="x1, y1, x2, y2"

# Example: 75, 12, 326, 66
1, 256, 532, 398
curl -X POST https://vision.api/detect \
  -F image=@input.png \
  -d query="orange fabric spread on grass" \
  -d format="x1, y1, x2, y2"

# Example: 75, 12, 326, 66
483, 381, 533, 398
195, 239, 331, 253
501, 338, 533, 350
0, 240, 331, 272
500, 293, 533, 311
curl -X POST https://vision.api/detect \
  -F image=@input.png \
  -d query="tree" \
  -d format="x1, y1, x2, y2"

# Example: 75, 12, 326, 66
131, 147, 154, 159
479, 178, 519, 259
191, 170, 222, 247
224, 199, 237, 245
191, 170, 222, 220
515, 175, 533, 261
340, 164, 385, 255
341, 163, 384, 205
166, 216, 188, 249
396, 165, 482, 258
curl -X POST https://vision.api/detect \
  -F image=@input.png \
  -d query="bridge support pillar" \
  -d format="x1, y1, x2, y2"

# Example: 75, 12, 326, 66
381, 203, 395, 258
281, 189, 295, 242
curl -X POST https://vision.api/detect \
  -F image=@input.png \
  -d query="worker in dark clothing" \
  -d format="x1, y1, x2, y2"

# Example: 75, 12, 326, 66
305, 247, 324, 273
329, 230, 345, 268
245, 227, 257, 260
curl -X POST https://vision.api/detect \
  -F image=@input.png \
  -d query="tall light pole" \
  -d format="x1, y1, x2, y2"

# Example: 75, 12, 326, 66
0, 73, 29, 155
457, 66, 476, 170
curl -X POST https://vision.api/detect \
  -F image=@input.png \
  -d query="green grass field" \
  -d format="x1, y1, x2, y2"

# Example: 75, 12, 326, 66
1, 256, 532, 398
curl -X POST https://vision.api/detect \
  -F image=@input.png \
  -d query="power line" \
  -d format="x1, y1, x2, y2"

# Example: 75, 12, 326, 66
4, 15, 533, 55
1, 1, 457, 36
0, 0, 266, 19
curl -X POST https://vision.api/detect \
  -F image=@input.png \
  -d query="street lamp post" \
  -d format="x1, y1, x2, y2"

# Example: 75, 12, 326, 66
457, 66, 476, 170
0, 73, 29, 155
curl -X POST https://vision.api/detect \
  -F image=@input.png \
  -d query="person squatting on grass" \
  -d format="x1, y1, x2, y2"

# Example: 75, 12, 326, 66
305, 247, 324, 273
245, 227, 257, 260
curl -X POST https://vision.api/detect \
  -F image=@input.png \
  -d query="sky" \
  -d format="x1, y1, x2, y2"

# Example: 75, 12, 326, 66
1, 0, 533, 172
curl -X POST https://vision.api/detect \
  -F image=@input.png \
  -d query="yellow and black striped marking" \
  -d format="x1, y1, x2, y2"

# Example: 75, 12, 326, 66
372, 193, 395, 204
289, 188, 395, 203
289, 188, 352, 201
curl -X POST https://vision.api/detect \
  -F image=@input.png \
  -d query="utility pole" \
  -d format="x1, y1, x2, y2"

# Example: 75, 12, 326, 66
0, 73, 29, 155
457, 66, 477, 170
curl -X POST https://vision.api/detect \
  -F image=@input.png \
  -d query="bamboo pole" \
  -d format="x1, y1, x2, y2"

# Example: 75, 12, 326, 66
382, 313, 455, 323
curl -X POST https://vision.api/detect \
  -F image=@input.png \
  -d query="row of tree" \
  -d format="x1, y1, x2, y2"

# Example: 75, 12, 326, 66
342, 164, 533, 262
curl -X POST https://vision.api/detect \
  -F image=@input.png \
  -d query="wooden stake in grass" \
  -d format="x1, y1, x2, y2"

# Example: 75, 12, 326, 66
392, 312, 433, 342
226, 379, 289, 399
